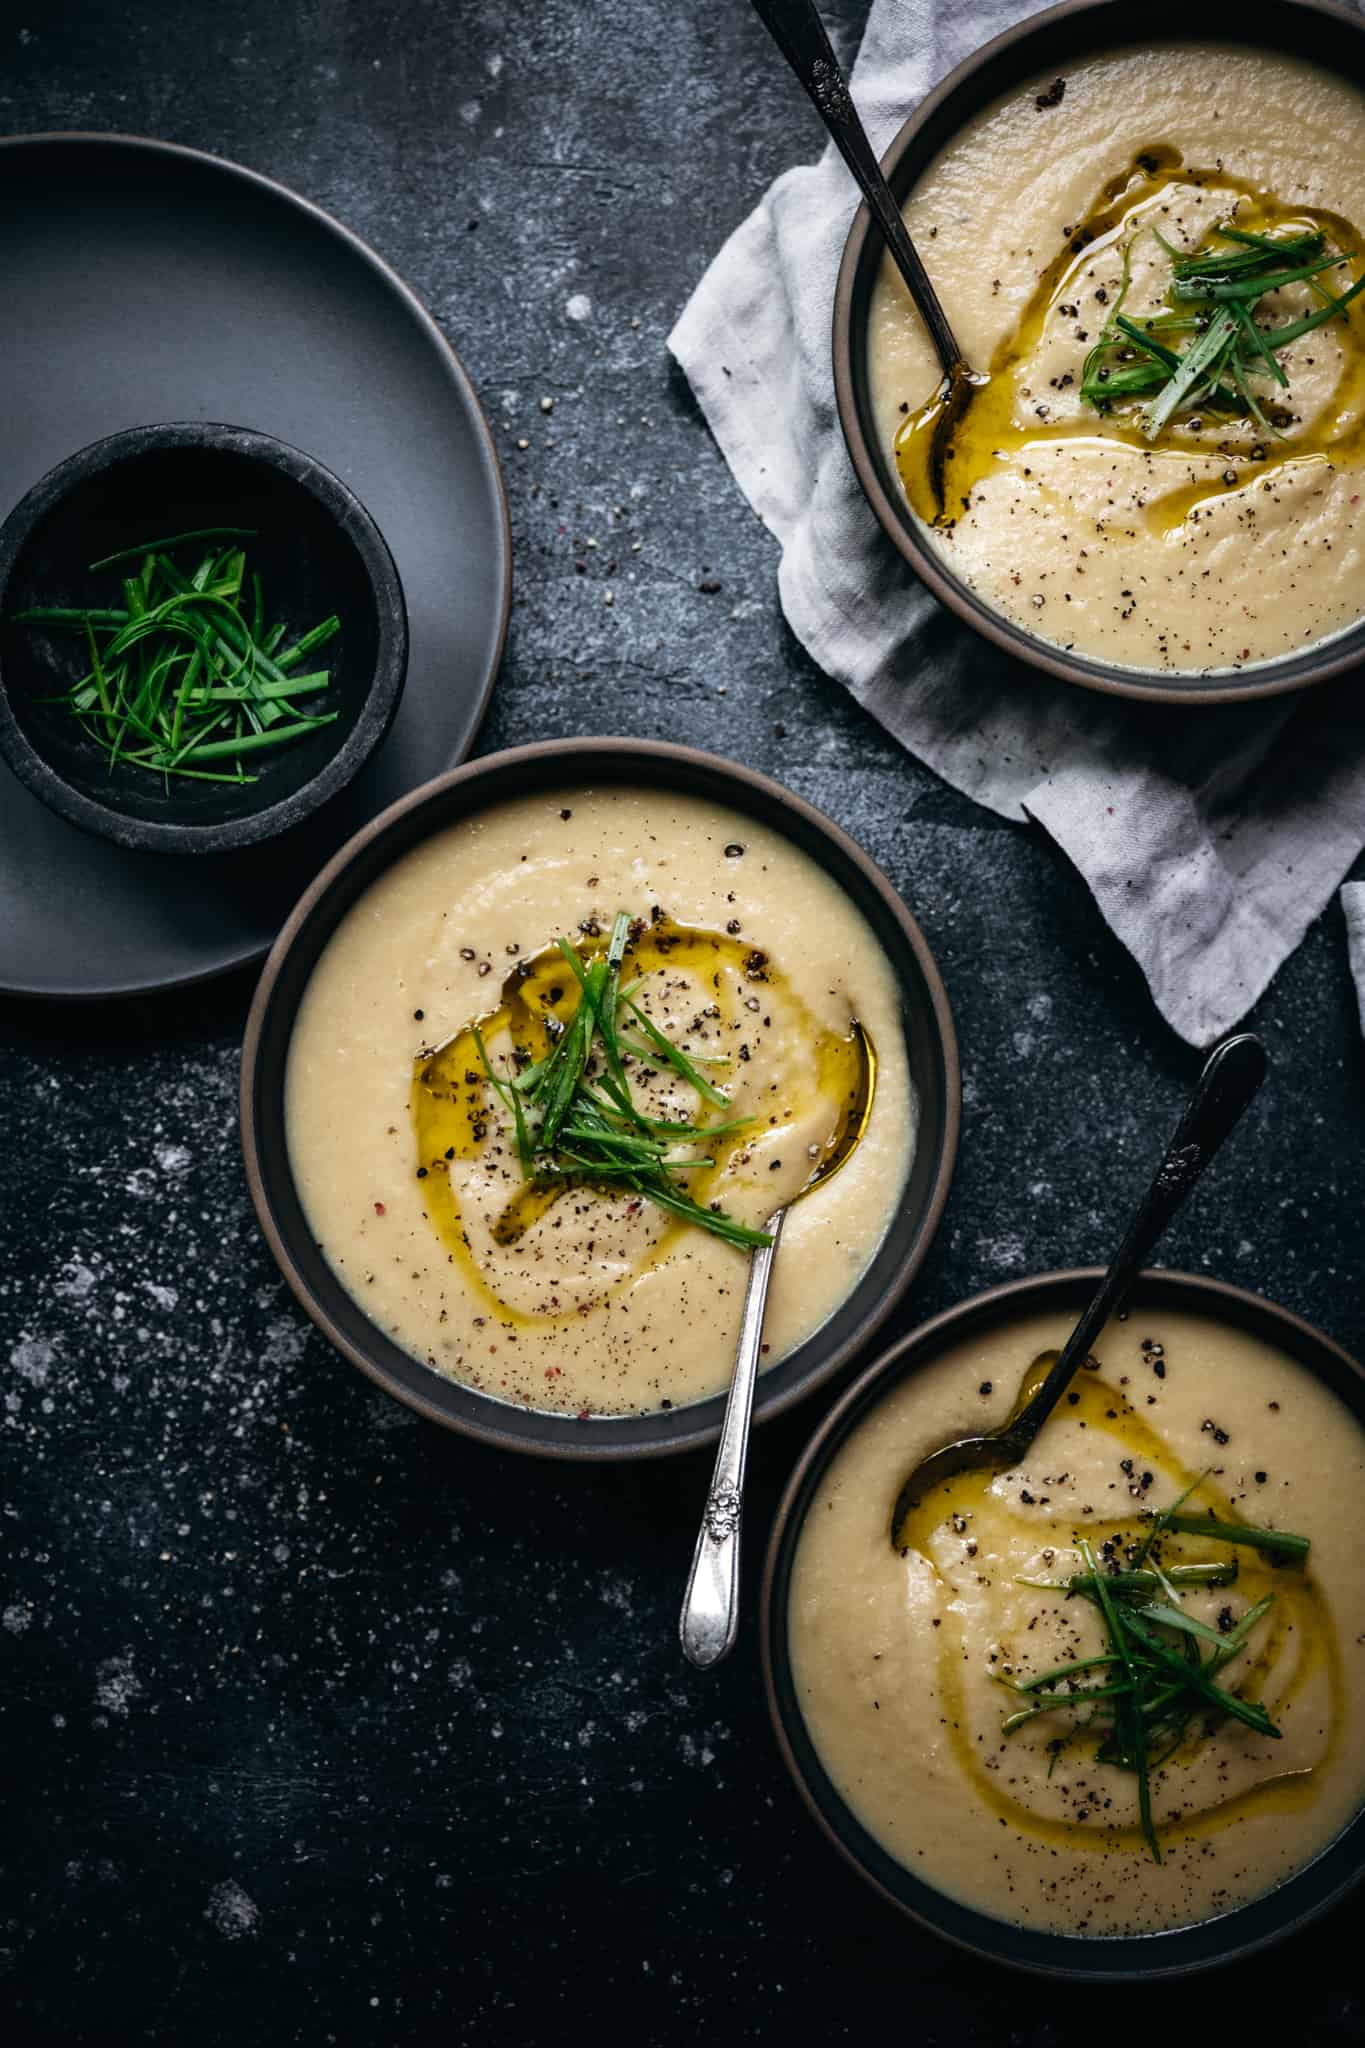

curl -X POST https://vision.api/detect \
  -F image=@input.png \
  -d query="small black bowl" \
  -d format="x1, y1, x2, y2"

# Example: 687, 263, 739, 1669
241, 738, 961, 1460
762, 1268, 1365, 1976
0, 423, 408, 853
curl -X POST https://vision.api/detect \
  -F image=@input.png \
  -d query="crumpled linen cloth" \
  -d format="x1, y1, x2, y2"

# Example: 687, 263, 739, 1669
1342, 886, 1365, 1035
668, 0, 1365, 1046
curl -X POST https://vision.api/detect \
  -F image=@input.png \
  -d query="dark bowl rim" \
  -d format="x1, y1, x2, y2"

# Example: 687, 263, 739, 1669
760, 1264, 1365, 1979
831, 0, 1365, 707
0, 418, 409, 854
240, 735, 962, 1461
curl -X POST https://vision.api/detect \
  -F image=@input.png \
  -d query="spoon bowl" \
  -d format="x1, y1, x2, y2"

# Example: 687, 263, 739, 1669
803, 1017, 876, 1195
889, 1345, 1059, 1547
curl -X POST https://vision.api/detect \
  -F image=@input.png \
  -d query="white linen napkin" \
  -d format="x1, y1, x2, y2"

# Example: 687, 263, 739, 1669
1343, 885, 1365, 1035
669, 0, 1365, 1047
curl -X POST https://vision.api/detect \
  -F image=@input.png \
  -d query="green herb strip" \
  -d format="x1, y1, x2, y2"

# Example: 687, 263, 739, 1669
9, 532, 342, 785
1081, 218, 1364, 440
1080, 1537, 1161, 1862
1001, 1504, 1308, 1862
473, 916, 773, 1254
1162, 1512, 1311, 1563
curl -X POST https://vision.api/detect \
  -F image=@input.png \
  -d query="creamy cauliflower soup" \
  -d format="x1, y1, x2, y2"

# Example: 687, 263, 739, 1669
789, 1306, 1365, 1935
868, 43, 1365, 673
285, 786, 916, 1417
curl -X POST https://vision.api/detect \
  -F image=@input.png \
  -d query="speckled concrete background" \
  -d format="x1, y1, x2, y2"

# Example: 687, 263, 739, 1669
2, 3, 1364, 2042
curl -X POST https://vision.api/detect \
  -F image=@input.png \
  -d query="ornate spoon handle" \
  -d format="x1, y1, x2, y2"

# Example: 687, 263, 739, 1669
679, 1212, 787, 1669
750, 0, 964, 377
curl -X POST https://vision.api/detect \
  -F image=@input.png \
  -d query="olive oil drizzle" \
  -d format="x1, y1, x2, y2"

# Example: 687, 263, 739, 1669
411, 917, 870, 1327
897, 1355, 1343, 1858
895, 147, 1365, 535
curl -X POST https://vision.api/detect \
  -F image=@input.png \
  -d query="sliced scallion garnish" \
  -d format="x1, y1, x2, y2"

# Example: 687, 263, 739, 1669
1001, 1497, 1308, 1861
470, 915, 771, 1252
8, 531, 342, 785
1080, 214, 1364, 442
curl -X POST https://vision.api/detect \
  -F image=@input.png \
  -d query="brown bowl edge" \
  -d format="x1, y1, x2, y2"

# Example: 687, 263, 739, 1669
760, 1264, 1365, 1978
240, 736, 961, 1461
831, 0, 1365, 707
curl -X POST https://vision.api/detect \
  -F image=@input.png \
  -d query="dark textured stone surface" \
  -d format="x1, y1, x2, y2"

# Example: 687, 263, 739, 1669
2, 3, 1363, 2043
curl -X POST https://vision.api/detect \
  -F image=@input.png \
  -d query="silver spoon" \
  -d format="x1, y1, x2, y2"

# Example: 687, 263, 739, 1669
750, 0, 982, 502
680, 1021, 875, 1668
889, 1032, 1268, 1552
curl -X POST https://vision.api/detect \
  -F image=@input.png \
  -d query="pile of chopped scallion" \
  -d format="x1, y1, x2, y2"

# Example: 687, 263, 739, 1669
1000, 1480, 1310, 1861
473, 910, 773, 1252
1081, 220, 1365, 441
10, 526, 341, 784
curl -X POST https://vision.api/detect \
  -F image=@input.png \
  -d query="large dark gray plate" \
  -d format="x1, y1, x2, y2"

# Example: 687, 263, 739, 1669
0, 132, 510, 999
